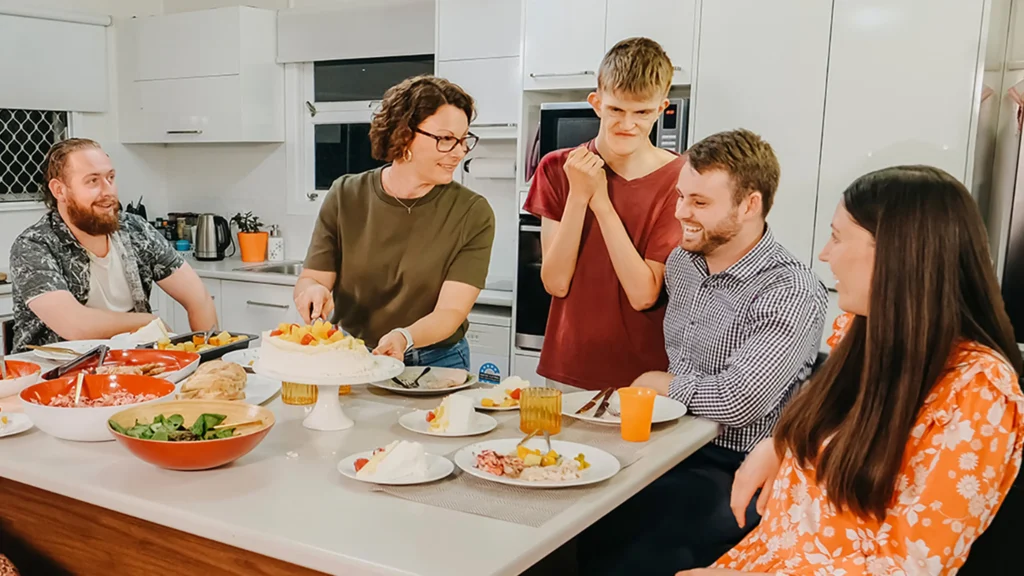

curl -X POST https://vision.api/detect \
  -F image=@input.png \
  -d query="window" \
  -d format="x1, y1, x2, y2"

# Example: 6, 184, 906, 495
0, 109, 68, 203
286, 55, 435, 215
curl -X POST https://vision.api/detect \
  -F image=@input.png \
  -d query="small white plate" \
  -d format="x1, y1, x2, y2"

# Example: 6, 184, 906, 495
399, 410, 498, 437
561, 390, 687, 426
338, 451, 454, 485
454, 438, 621, 488
456, 388, 520, 411
32, 339, 115, 361
222, 348, 259, 368
242, 373, 281, 405
370, 367, 475, 395
0, 413, 34, 438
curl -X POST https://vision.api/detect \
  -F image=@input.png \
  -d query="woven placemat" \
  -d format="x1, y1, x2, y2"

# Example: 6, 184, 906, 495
370, 418, 678, 527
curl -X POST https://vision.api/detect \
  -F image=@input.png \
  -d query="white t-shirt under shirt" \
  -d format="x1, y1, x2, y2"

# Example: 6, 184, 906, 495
86, 236, 135, 313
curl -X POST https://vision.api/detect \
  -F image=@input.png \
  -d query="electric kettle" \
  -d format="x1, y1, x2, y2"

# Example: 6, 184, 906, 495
194, 214, 234, 261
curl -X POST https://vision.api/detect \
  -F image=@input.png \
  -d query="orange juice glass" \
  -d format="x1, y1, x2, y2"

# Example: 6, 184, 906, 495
281, 382, 318, 405
619, 387, 657, 442
337, 385, 352, 396
519, 387, 562, 435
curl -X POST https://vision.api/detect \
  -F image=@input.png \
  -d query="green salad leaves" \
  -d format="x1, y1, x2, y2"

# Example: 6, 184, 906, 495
109, 413, 235, 441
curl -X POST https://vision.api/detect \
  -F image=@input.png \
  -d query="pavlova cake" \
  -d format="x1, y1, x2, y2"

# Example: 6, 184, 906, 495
426, 393, 475, 434
482, 376, 531, 408
259, 320, 379, 381
354, 440, 428, 482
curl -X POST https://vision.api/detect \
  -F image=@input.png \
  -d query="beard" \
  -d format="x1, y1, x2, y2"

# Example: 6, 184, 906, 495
680, 212, 741, 255
67, 197, 120, 236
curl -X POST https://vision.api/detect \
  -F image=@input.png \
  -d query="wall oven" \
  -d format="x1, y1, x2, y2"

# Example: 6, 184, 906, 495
516, 214, 548, 351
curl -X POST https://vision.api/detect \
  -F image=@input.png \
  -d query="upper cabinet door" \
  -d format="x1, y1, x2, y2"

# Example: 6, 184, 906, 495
523, 0, 607, 90
133, 8, 241, 81
692, 0, 832, 265
811, 0, 985, 283
438, 0, 522, 61
437, 58, 521, 127
605, 0, 696, 85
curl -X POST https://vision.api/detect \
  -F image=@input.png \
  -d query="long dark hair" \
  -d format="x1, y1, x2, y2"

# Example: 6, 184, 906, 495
774, 165, 1023, 521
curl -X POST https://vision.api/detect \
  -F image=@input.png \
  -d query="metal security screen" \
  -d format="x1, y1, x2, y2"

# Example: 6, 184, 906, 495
0, 109, 68, 203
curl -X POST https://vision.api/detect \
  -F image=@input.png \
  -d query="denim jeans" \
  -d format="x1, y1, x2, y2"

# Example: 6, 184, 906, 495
403, 337, 470, 371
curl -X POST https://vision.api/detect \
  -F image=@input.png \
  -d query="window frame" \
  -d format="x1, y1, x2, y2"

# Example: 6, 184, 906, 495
0, 109, 75, 212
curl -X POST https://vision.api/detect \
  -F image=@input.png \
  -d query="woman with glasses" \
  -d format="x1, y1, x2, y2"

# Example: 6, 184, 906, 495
293, 75, 494, 371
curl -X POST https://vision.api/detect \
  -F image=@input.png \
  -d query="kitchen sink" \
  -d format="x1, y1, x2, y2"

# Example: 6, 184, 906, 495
235, 262, 304, 275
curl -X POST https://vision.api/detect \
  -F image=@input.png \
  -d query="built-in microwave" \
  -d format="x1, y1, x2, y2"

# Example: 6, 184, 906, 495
537, 98, 687, 160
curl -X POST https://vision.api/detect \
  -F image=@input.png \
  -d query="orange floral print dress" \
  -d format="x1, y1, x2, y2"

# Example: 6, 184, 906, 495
714, 313, 1024, 575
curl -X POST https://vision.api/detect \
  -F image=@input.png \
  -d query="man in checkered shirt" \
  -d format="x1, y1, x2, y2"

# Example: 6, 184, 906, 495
578, 129, 827, 574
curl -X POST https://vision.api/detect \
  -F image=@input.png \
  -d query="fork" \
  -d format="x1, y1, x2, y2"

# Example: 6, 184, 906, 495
543, 430, 553, 454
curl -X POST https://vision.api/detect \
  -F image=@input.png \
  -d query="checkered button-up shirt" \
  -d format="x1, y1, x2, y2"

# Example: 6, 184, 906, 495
664, 227, 827, 453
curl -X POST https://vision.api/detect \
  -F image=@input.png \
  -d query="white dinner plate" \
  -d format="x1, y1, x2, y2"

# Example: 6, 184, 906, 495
370, 367, 476, 395
173, 372, 280, 405
399, 410, 498, 437
222, 348, 259, 368
561, 390, 687, 426
0, 413, 34, 438
454, 437, 621, 489
338, 451, 454, 485
456, 388, 520, 411
31, 339, 117, 361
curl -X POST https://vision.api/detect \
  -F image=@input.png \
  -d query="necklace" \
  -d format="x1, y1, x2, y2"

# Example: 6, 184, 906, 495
383, 167, 423, 214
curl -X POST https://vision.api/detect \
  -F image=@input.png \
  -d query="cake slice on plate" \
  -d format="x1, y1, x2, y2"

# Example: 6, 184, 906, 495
354, 440, 428, 482
427, 394, 475, 434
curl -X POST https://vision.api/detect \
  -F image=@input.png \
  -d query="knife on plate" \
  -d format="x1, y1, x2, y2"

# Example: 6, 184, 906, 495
576, 387, 612, 415
594, 388, 615, 418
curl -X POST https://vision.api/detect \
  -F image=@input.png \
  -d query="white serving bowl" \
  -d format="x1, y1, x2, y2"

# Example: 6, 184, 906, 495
0, 360, 42, 399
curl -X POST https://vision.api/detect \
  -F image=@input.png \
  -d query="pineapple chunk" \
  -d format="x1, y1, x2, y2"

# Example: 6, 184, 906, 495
183, 342, 197, 353
523, 453, 542, 467
540, 450, 559, 467
311, 320, 331, 340
517, 445, 540, 460
328, 331, 345, 343
481, 398, 496, 407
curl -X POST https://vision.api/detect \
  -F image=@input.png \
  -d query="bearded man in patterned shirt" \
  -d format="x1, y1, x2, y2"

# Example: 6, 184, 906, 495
10, 138, 216, 352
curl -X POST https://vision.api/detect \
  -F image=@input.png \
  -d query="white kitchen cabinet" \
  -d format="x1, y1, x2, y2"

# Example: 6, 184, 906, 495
523, 0, 607, 90
810, 0, 985, 283
220, 280, 294, 336
438, 58, 521, 127
605, 0, 696, 85
513, 351, 543, 386
691, 0, 832, 265
133, 7, 241, 82
119, 6, 284, 144
152, 278, 221, 334
438, 0, 522, 61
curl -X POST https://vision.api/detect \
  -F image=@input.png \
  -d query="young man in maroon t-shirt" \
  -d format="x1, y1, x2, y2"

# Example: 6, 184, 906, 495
523, 38, 683, 391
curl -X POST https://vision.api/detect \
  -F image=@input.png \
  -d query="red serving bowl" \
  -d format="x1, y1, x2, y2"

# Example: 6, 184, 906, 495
107, 400, 275, 471
60, 349, 201, 383
20, 374, 176, 442
0, 359, 42, 398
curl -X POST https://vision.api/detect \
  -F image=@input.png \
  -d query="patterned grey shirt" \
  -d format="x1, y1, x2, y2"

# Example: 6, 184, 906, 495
10, 211, 183, 352
665, 227, 827, 454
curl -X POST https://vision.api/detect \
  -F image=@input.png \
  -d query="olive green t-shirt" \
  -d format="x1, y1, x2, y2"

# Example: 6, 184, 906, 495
304, 167, 495, 349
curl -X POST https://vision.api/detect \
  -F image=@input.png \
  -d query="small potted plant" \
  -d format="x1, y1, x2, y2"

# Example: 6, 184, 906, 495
230, 211, 268, 262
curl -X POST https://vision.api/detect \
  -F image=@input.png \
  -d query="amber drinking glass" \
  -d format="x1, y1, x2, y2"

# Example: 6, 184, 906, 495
281, 382, 318, 405
519, 387, 562, 435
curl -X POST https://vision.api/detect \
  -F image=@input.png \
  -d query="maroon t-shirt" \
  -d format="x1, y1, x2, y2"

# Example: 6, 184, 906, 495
523, 142, 683, 390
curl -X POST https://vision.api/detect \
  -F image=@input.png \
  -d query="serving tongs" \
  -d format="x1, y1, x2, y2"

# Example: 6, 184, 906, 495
40, 344, 110, 381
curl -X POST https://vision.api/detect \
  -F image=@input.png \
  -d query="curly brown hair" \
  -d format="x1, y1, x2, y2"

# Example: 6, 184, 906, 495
369, 75, 475, 162
686, 128, 780, 216
41, 138, 103, 210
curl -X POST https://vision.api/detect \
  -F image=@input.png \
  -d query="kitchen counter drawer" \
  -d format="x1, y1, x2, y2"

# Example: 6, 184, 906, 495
220, 280, 294, 336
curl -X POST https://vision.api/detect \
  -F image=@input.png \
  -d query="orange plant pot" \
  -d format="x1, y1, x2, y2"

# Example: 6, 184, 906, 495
238, 231, 268, 262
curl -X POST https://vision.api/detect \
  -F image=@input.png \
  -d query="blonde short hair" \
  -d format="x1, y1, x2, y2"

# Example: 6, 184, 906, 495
597, 37, 673, 99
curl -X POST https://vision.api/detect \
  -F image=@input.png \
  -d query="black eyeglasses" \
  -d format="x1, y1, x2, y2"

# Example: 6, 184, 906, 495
415, 128, 479, 153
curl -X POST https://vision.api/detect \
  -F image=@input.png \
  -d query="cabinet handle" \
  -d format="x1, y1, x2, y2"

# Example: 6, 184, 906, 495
673, 66, 683, 72
471, 123, 517, 128
529, 70, 595, 79
166, 130, 203, 134
520, 225, 542, 233
307, 191, 320, 201
246, 300, 289, 310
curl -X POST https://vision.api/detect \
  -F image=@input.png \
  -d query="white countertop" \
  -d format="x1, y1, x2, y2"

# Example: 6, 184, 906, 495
0, 283, 10, 296
184, 256, 514, 307
0, 353, 719, 576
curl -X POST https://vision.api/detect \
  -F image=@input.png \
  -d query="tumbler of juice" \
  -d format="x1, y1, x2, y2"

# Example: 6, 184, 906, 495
281, 382, 318, 405
618, 387, 656, 442
519, 387, 562, 435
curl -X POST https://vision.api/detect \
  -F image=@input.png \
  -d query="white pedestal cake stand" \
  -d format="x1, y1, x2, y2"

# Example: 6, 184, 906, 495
253, 356, 404, 431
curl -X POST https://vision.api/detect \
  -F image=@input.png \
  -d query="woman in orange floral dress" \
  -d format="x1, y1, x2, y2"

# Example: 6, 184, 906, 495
680, 166, 1024, 575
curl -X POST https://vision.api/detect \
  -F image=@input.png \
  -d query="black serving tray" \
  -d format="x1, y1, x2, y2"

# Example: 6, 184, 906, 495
135, 330, 260, 362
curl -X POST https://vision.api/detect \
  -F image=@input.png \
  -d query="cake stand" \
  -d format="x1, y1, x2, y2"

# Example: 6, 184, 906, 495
253, 356, 405, 431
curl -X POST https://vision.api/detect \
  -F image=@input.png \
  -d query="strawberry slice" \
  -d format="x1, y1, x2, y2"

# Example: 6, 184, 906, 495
354, 458, 369, 472
300, 333, 316, 346
509, 388, 522, 400
270, 329, 283, 337
327, 328, 338, 338
426, 411, 436, 422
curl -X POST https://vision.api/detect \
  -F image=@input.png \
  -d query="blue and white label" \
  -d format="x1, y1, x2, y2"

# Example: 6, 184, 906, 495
478, 362, 501, 384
